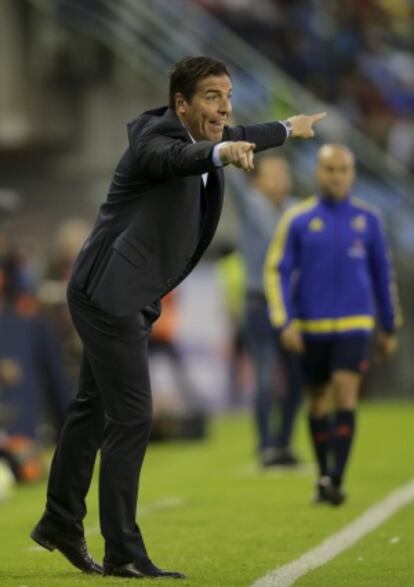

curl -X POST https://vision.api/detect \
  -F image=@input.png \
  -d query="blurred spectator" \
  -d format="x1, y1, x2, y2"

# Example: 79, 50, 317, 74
228, 156, 302, 467
0, 237, 71, 441
199, 0, 414, 166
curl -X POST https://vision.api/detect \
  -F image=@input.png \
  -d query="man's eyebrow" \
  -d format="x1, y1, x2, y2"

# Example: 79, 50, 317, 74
204, 88, 233, 95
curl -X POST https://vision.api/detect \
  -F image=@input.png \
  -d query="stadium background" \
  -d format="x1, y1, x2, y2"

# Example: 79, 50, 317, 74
0, 1, 413, 586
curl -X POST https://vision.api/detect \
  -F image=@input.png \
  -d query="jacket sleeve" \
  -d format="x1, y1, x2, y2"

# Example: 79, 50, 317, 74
223, 121, 287, 153
128, 131, 217, 179
367, 214, 402, 331
264, 210, 299, 328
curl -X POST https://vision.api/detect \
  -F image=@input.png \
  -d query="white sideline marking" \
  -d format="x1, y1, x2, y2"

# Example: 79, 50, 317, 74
251, 479, 414, 587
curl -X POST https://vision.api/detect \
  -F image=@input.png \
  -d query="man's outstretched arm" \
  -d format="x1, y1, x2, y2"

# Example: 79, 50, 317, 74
223, 112, 327, 152
130, 113, 326, 178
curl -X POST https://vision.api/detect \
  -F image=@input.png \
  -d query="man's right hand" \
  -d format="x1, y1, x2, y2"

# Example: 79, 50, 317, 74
280, 323, 305, 354
219, 141, 256, 172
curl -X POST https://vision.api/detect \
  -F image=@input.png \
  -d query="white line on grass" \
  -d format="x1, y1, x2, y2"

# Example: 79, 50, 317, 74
251, 478, 414, 587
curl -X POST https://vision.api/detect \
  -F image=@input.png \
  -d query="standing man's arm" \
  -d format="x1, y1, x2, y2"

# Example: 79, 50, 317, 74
223, 113, 327, 153
367, 214, 402, 359
264, 211, 304, 353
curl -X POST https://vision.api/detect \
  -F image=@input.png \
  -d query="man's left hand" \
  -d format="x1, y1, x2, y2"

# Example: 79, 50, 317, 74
286, 112, 327, 139
376, 331, 398, 360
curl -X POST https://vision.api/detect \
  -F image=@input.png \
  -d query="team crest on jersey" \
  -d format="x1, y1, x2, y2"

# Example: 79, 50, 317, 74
309, 217, 325, 232
351, 214, 367, 232
348, 238, 366, 258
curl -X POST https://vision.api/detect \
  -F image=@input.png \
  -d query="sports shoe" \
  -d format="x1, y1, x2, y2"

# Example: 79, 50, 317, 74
313, 476, 346, 506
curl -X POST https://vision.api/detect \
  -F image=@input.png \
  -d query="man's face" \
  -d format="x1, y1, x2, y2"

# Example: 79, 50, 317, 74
175, 75, 232, 142
253, 158, 292, 205
316, 145, 355, 201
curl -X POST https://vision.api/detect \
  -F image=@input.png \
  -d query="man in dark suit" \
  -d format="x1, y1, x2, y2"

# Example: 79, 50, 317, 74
31, 56, 325, 579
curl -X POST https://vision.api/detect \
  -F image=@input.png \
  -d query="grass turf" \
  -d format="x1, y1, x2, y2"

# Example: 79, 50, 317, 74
0, 401, 413, 587
296, 502, 414, 587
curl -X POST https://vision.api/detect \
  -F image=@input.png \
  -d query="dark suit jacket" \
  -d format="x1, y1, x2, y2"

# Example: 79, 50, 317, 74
71, 107, 287, 316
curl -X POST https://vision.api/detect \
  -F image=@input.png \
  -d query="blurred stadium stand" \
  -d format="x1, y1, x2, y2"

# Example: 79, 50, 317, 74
1, 0, 414, 397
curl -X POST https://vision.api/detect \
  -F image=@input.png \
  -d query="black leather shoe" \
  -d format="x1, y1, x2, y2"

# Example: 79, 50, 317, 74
103, 559, 186, 579
30, 525, 102, 574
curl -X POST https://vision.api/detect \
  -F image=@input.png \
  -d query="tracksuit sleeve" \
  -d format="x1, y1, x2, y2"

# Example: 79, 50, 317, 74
264, 211, 298, 328
368, 214, 402, 331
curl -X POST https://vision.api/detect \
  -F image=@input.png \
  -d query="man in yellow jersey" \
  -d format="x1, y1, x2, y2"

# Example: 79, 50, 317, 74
264, 144, 400, 505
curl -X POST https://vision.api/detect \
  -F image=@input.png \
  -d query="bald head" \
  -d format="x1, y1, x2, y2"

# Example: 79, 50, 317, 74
317, 144, 355, 165
316, 143, 355, 201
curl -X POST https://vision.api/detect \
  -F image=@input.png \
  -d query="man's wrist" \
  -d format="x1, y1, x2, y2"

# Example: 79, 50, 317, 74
382, 328, 396, 335
281, 120, 293, 140
279, 320, 292, 332
212, 142, 230, 167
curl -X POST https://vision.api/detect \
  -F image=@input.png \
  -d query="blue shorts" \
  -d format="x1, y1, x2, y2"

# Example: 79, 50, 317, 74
301, 336, 370, 387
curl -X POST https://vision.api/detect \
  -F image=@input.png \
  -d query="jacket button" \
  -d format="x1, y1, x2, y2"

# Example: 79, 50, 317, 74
166, 278, 174, 286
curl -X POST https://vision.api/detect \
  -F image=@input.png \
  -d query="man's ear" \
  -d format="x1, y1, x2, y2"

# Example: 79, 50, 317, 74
175, 93, 188, 115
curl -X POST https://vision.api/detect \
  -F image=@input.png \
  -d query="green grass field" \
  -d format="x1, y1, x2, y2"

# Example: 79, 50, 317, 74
1, 401, 413, 587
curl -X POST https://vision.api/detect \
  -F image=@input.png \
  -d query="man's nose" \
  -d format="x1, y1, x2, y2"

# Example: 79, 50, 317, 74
219, 98, 232, 116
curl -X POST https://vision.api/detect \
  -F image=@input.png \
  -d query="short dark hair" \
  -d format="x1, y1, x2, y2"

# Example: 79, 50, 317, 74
169, 56, 230, 109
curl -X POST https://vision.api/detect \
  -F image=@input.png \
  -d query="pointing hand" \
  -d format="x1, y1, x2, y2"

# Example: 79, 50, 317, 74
286, 112, 327, 139
219, 141, 256, 172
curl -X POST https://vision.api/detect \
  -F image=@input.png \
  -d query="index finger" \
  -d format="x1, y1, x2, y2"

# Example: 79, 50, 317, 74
241, 142, 256, 152
310, 112, 327, 122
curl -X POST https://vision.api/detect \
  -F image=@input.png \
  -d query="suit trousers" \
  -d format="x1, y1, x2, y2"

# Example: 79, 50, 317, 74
40, 284, 160, 565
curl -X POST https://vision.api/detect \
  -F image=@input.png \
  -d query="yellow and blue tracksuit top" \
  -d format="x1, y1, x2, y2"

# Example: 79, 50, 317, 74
264, 195, 401, 337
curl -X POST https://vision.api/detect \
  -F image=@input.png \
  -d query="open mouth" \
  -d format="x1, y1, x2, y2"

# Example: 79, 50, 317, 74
209, 121, 225, 132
